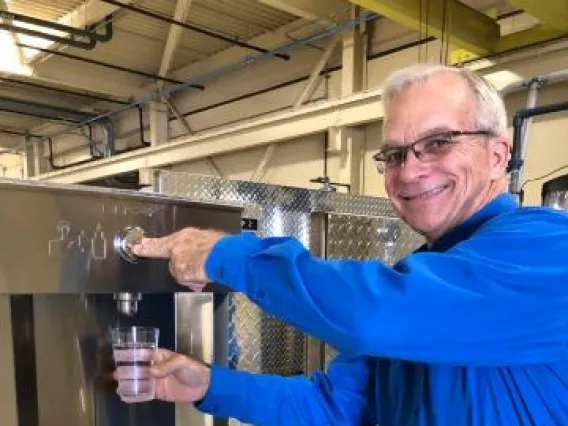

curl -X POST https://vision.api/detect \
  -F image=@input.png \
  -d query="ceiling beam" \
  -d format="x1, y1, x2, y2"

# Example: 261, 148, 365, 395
256, 0, 349, 21
34, 88, 384, 183
348, 0, 500, 55
158, 0, 194, 79
507, 0, 568, 31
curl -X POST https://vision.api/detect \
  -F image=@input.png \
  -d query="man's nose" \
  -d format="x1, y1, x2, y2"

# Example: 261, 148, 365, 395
397, 150, 428, 182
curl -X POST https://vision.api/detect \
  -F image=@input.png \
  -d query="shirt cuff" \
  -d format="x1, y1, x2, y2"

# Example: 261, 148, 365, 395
194, 364, 247, 418
205, 232, 263, 293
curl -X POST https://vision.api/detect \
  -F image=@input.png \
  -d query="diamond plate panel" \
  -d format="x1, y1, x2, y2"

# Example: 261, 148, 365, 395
157, 172, 424, 423
323, 214, 422, 367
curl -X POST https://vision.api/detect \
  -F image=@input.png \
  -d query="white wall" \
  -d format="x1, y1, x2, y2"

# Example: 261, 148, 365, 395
0, 153, 23, 178
173, 134, 326, 189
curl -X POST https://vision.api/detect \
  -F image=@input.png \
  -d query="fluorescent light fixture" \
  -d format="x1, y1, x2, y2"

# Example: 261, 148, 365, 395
0, 29, 32, 76
483, 70, 524, 91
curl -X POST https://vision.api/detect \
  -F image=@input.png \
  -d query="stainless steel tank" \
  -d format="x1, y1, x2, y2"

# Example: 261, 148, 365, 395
542, 174, 568, 210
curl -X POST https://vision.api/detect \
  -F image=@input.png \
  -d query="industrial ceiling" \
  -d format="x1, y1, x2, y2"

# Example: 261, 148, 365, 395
0, 0, 565, 151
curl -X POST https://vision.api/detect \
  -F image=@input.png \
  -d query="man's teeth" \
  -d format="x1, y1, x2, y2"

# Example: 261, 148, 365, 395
403, 186, 445, 200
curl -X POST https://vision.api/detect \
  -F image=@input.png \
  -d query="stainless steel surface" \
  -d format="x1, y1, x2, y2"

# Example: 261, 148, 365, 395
324, 213, 420, 366
113, 226, 145, 264
0, 296, 18, 426
541, 175, 568, 211
175, 293, 217, 426
157, 172, 424, 426
0, 178, 241, 294
29, 294, 176, 426
0, 178, 240, 426
544, 191, 568, 210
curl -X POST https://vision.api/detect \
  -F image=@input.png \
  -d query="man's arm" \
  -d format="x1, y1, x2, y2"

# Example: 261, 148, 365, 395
205, 209, 568, 365
196, 354, 375, 426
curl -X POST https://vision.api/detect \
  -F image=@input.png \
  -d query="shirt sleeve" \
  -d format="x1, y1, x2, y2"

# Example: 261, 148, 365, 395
205, 209, 568, 365
195, 354, 376, 426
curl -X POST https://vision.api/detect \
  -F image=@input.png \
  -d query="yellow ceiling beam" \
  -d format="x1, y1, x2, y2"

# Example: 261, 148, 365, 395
348, 0, 500, 55
451, 25, 566, 64
507, 0, 568, 31
495, 25, 566, 51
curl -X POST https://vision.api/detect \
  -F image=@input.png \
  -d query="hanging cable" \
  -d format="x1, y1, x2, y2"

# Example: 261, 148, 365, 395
443, 0, 451, 65
418, 0, 423, 62
439, 0, 447, 64
521, 164, 568, 190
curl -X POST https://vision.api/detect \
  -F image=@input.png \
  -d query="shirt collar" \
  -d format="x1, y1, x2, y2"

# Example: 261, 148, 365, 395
415, 193, 518, 253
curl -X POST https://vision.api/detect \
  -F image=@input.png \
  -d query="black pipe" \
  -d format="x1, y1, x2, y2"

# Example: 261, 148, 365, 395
101, 0, 290, 61
174, 37, 440, 121
0, 106, 77, 122
0, 10, 113, 50
0, 128, 41, 138
508, 101, 568, 197
0, 75, 130, 105
170, 8, 522, 119
47, 137, 92, 170
86, 15, 114, 42
17, 43, 205, 89
138, 106, 150, 146
1, 10, 95, 37
0, 22, 95, 50
323, 128, 328, 180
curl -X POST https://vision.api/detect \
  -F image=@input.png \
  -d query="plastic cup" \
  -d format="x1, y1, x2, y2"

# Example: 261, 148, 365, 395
110, 326, 159, 403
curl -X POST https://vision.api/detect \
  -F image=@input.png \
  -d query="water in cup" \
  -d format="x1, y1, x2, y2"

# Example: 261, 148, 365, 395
111, 326, 159, 403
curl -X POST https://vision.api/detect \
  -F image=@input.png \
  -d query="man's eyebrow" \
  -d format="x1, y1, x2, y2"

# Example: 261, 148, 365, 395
381, 126, 453, 149
417, 126, 453, 139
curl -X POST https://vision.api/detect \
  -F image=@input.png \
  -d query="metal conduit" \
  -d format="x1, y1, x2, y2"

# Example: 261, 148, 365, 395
42, 12, 381, 140
17, 43, 204, 88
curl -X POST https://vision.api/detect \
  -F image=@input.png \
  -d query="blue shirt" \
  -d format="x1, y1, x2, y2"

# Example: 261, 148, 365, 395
197, 193, 568, 425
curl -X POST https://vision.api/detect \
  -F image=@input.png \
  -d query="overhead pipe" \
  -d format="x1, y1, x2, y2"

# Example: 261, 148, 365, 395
508, 100, 568, 202
0, 75, 130, 105
17, 43, 205, 88
500, 69, 568, 97
500, 68, 568, 203
31, 8, 529, 140
0, 11, 113, 50
36, 13, 380, 170
0, 95, 115, 159
0, 95, 100, 123
86, 15, 114, 43
101, 0, 290, 61
0, 22, 95, 50
42, 12, 381, 139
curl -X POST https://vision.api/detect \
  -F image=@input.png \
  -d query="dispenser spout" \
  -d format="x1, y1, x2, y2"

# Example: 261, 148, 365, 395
114, 292, 142, 316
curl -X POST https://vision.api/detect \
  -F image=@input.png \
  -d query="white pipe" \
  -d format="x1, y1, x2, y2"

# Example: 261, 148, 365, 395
500, 69, 568, 97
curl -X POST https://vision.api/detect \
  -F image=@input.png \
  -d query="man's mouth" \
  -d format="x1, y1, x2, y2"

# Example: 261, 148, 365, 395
400, 185, 449, 201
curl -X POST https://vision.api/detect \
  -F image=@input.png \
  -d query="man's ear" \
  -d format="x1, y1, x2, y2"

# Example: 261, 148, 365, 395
489, 136, 511, 179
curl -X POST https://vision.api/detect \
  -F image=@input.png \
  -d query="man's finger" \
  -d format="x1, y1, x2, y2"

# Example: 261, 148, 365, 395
130, 236, 174, 258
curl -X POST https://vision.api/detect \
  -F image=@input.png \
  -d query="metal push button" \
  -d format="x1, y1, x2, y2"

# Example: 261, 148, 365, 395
114, 226, 145, 263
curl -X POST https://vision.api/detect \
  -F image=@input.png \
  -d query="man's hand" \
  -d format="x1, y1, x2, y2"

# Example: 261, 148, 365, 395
130, 227, 225, 291
115, 348, 211, 404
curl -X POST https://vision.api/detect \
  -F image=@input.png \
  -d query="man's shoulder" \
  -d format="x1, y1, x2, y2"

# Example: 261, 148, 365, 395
483, 205, 568, 233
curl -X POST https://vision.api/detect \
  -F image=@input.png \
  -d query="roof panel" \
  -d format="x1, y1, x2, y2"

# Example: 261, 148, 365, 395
4, 0, 85, 21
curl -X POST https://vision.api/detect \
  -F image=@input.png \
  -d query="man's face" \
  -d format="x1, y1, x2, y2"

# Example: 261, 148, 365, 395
382, 72, 508, 242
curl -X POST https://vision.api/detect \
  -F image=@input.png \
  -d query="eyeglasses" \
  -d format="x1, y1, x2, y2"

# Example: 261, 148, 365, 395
372, 130, 495, 174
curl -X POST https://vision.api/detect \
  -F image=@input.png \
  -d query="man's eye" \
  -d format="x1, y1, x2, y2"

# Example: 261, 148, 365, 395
385, 150, 404, 164
424, 138, 452, 151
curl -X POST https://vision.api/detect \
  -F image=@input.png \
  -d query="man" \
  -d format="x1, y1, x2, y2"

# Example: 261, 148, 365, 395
121, 64, 568, 425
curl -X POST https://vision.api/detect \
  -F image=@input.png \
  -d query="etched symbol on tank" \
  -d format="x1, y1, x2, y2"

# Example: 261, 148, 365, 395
91, 223, 107, 261
48, 221, 71, 258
